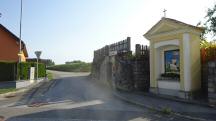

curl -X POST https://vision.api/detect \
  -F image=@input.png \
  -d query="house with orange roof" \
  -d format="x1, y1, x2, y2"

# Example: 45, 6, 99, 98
0, 24, 28, 62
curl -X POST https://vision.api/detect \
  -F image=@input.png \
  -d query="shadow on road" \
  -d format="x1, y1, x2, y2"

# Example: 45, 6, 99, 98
5, 73, 190, 121
6, 103, 164, 121
12, 74, 111, 106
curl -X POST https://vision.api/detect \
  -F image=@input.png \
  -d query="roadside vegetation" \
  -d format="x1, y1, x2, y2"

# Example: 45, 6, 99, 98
47, 72, 53, 80
0, 88, 17, 94
47, 60, 91, 72
160, 107, 172, 115
0, 61, 46, 82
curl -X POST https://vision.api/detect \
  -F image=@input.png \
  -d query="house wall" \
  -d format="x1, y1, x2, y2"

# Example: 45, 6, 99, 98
0, 27, 26, 62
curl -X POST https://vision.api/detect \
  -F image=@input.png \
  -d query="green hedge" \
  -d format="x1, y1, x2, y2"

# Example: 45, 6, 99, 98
18, 62, 46, 80
0, 61, 46, 81
0, 61, 17, 82
37, 63, 46, 78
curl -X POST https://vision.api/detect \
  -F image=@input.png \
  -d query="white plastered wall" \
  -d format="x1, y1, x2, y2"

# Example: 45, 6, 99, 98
154, 39, 179, 79
154, 39, 180, 90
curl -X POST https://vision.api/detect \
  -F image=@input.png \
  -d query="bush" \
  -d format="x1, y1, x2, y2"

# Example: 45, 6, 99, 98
18, 62, 46, 79
0, 61, 17, 81
161, 107, 172, 115
200, 40, 216, 64
0, 61, 46, 81
17, 62, 31, 80
37, 63, 46, 78
65, 60, 85, 65
161, 73, 180, 79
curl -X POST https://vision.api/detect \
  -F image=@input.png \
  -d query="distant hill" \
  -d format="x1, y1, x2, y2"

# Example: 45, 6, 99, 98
47, 61, 91, 72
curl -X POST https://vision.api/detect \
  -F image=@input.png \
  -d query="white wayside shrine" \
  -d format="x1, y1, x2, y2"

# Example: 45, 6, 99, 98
144, 17, 204, 99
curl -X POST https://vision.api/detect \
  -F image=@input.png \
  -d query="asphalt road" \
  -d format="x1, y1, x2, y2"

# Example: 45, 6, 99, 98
0, 71, 193, 121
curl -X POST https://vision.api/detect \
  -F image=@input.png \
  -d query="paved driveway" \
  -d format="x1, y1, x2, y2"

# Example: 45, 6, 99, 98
0, 71, 192, 121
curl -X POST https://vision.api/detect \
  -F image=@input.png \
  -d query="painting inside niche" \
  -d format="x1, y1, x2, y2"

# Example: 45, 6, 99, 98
164, 50, 180, 73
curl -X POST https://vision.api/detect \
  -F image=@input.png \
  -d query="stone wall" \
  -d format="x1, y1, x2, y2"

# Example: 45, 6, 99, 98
133, 44, 150, 91
201, 62, 208, 99
91, 55, 112, 87
207, 61, 216, 103
99, 56, 112, 86
133, 58, 150, 91
91, 38, 150, 92
113, 53, 134, 91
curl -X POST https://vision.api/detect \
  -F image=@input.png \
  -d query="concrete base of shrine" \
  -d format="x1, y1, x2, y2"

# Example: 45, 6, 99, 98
150, 87, 199, 100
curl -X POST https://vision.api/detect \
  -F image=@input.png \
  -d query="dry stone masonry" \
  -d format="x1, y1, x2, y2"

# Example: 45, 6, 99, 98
91, 37, 150, 92
207, 61, 216, 103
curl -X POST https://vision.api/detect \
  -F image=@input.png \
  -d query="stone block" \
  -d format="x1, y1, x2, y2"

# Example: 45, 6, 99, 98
208, 98, 216, 103
214, 68, 216, 75
150, 87, 158, 94
208, 68, 214, 74
208, 92, 216, 98
214, 77, 216, 82
208, 87, 215, 93
208, 61, 216, 68
178, 91, 186, 99
208, 82, 215, 88
157, 88, 180, 97
178, 91, 196, 100
208, 77, 214, 83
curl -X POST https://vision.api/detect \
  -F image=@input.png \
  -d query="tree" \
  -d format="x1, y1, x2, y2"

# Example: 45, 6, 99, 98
46, 59, 55, 66
65, 60, 83, 65
200, 4, 216, 39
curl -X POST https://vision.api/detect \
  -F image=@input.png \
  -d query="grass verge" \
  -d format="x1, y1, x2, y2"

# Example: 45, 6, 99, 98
0, 88, 17, 94
47, 72, 53, 80
161, 107, 172, 115
47, 61, 91, 72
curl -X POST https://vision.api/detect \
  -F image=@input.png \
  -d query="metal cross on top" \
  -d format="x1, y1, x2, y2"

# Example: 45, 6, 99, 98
163, 9, 167, 18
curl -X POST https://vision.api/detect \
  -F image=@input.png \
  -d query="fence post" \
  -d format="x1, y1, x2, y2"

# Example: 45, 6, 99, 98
127, 37, 131, 51
105, 45, 109, 56
135, 44, 141, 57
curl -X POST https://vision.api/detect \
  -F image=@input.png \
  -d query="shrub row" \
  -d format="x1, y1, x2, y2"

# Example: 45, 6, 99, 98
0, 61, 17, 81
200, 40, 216, 64
0, 61, 46, 82
17, 62, 46, 80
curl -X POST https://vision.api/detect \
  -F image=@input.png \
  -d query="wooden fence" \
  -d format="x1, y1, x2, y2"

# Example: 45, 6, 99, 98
201, 48, 216, 64
135, 44, 149, 57
109, 37, 131, 53
93, 37, 131, 62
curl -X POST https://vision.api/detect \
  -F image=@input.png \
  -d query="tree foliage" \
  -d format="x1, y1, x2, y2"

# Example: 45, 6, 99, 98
200, 40, 216, 63
65, 60, 83, 65
200, 4, 216, 39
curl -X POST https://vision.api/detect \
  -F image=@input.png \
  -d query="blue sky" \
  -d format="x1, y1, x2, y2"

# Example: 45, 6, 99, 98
0, 0, 215, 64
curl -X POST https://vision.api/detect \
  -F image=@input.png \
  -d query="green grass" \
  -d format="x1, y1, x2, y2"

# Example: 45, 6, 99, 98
160, 107, 172, 115
47, 62, 91, 72
47, 72, 53, 80
0, 88, 17, 94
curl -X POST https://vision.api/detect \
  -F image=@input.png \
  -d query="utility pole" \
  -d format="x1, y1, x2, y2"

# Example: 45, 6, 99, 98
19, 0, 23, 62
